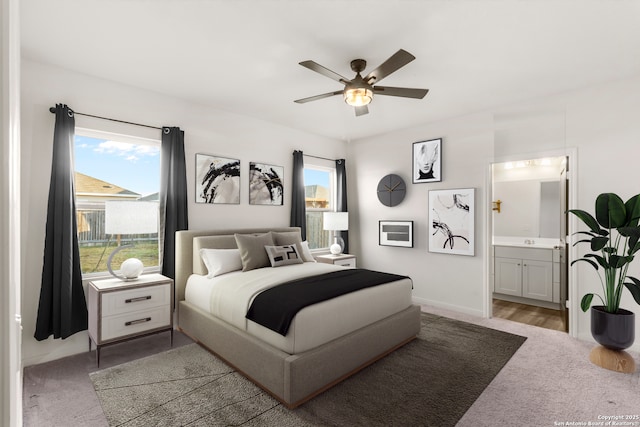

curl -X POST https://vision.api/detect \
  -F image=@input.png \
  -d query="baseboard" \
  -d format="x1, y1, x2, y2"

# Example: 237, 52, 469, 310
412, 296, 484, 318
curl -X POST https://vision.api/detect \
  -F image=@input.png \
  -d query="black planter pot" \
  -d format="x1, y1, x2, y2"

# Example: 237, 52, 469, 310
591, 306, 635, 351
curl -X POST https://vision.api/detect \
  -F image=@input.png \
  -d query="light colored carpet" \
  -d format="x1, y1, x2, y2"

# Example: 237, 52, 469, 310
90, 313, 526, 426
432, 306, 640, 427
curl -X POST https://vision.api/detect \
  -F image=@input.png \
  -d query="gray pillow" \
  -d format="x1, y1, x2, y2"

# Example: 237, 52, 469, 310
234, 232, 275, 271
272, 231, 314, 262
264, 245, 304, 267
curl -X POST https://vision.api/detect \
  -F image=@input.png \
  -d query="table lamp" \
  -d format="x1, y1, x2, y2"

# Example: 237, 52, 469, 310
323, 211, 349, 255
105, 200, 159, 281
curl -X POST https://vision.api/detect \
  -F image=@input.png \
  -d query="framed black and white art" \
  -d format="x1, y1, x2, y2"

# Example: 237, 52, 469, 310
195, 154, 240, 204
379, 220, 414, 248
249, 162, 284, 205
413, 138, 442, 183
429, 188, 474, 256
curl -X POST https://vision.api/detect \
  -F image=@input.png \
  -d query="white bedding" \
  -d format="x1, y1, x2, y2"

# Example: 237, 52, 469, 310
185, 263, 413, 354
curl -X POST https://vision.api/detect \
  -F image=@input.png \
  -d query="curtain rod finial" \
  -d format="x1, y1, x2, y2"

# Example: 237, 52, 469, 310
49, 107, 56, 113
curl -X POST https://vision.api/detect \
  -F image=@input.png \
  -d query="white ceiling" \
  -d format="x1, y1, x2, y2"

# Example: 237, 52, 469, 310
20, 1, 640, 142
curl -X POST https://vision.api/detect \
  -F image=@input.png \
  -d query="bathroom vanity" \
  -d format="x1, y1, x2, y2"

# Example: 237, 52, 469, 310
492, 239, 565, 310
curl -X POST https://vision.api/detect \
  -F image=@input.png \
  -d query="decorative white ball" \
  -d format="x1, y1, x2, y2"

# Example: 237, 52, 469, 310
330, 243, 342, 255
120, 258, 144, 279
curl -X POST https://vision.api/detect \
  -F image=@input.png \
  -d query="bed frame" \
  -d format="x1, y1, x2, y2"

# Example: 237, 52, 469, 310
175, 227, 421, 408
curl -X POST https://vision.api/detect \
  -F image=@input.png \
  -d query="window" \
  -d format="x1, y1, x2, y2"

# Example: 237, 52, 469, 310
74, 129, 161, 276
304, 164, 335, 249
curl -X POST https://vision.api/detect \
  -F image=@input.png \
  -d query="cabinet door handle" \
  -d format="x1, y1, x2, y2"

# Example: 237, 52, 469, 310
125, 317, 151, 326
125, 296, 151, 303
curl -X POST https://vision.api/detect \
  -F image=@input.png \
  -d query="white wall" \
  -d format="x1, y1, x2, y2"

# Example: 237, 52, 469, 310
20, 59, 346, 365
349, 74, 640, 351
348, 113, 494, 316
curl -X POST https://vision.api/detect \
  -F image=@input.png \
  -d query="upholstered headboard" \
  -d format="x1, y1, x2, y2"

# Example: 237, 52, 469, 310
174, 227, 301, 303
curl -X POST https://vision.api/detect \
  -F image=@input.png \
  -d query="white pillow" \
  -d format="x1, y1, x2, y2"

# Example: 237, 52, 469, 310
264, 244, 304, 267
300, 241, 316, 262
200, 248, 243, 278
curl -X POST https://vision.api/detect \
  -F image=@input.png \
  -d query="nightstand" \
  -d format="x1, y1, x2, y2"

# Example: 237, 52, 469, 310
316, 254, 357, 268
87, 273, 174, 366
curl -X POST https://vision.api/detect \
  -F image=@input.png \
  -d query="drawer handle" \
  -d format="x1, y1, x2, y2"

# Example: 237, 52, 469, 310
125, 317, 151, 326
125, 296, 152, 303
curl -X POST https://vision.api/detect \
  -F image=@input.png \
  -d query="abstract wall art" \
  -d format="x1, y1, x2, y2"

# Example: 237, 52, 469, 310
429, 188, 475, 256
195, 154, 240, 204
249, 162, 284, 205
379, 220, 414, 248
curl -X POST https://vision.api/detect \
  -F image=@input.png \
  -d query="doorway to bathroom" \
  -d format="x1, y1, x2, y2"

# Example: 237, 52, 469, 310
490, 155, 569, 333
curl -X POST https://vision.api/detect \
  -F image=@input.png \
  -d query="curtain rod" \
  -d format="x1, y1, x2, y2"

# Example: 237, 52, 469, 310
303, 153, 343, 163
49, 107, 162, 131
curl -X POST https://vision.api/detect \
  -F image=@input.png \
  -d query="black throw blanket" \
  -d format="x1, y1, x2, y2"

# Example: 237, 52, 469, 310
245, 268, 409, 336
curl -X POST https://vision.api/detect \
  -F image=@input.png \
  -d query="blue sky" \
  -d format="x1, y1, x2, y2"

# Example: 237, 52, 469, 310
304, 168, 330, 188
74, 135, 160, 196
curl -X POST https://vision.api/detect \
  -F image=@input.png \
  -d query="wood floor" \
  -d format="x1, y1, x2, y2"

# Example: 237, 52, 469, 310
492, 299, 568, 332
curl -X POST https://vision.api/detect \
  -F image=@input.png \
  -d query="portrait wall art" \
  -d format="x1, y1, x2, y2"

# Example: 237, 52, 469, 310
195, 154, 240, 204
413, 138, 442, 183
249, 162, 284, 205
429, 188, 475, 256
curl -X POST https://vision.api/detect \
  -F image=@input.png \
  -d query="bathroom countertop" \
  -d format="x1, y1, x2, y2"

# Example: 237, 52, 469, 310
492, 237, 562, 250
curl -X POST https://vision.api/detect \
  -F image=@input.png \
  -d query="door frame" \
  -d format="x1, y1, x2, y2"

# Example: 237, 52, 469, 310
484, 147, 578, 338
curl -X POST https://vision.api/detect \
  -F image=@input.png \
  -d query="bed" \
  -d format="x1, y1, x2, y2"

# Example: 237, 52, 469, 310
175, 227, 421, 408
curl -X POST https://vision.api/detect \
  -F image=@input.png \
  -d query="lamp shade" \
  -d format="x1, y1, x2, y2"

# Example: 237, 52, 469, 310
105, 200, 159, 235
323, 212, 349, 231
344, 88, 372, 106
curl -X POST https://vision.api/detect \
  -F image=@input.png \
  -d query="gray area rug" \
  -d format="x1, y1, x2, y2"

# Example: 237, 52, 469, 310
90, 313, 526, 426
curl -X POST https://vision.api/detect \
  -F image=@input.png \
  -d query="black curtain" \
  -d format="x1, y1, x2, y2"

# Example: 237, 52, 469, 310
160, 127, 189, 279
34, 104, 88, 341
290, 150, 307, 240
336, 159, 349, 253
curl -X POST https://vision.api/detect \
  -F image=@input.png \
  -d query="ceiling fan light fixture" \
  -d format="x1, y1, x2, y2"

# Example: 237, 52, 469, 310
344, 87, 373, 107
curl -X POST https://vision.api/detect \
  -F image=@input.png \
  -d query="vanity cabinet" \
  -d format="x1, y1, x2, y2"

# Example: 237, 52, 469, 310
494, 246, 554, 302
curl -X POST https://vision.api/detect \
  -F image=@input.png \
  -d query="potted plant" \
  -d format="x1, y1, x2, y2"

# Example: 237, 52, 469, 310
569, 192, 640, 350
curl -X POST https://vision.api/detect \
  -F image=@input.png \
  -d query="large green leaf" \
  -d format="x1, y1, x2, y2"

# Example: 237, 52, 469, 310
590, 236, 609, 251
610, 254, 631, 268
623, 276, 640, 305
625, 194, 640, 226
580, 293, 594, 312
628, 239, 640, 256
596, 193, 626, 228
584, 253, 608, 268
570, 257, 599, 271
618, 226, 640, 238
568, 209, 601, 233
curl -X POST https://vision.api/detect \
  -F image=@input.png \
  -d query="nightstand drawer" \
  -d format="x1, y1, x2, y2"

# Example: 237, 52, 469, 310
102, 283, 171, 316
101, 305, 171, 341
334, 258, 356, 268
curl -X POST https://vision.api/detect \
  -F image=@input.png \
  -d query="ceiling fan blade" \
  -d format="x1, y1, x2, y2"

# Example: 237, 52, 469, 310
299, 60, 350, 83
364, 49, 416, 84
355, 105, 369, 116
294, 91, 343, 104
373, 86, 429, 99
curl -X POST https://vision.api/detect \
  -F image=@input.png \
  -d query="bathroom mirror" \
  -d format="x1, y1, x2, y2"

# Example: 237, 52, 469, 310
492, 157, 564, 238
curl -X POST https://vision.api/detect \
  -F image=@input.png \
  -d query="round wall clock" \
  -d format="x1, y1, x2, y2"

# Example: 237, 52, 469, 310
377, 174, 406, 207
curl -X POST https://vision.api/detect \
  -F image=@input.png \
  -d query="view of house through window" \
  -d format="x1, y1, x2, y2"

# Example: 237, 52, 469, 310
304, 165, 334, 249
74, 130, 161, 276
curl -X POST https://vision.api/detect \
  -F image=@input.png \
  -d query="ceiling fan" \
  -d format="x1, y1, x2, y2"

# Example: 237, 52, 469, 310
294, 49, 429, 117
